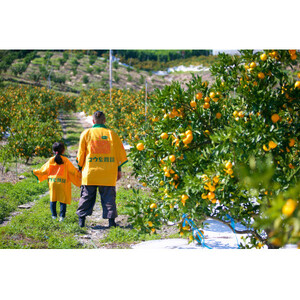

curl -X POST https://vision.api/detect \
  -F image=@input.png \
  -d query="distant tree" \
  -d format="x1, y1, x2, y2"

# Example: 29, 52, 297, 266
113, 61, 119, 69
82, 75, 89, 84
11, 63, 27, 76
86, 66, 93, 74
29, 72, 41, 83
63, 51, 69, 61
113, 71, 120, 83
89, 55, 97, 65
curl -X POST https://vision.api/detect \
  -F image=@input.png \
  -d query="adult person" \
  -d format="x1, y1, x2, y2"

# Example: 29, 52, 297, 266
76, 111, 127, 228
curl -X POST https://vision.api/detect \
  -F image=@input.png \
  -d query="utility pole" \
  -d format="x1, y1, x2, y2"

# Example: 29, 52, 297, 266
145, 80, 147, 121
109, 49, 112, 102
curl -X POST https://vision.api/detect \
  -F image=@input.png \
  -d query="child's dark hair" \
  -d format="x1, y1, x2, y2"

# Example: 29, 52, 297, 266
52, 142, 65, 165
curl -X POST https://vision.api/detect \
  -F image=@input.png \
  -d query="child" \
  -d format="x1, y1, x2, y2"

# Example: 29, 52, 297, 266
33, 142, 82, 221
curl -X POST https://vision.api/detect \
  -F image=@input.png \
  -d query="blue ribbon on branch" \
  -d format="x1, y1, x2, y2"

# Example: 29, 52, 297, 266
182, 214, 212, 249
225, 214, 240, 249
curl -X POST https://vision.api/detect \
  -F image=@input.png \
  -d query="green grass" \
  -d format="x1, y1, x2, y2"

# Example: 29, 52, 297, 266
0, 174, 49, 223
0, 191, 86, 249
31, 57, 44, 65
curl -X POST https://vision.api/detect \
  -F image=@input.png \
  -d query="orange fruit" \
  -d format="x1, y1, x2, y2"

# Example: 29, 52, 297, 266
203, 102, 210, 109
181, 194, 189, 202
225, 161, 232, 169
282, 199, 297, 217
201, 193, 208, 199
216, 112, 222, 119
289, 50, 296, 55
169, 155, 176, 163
209, 92, 216, 98
150, 203, 157, 209
190, 100, 197, 108
238, 111, 245, 118
226, 168, 233, 175
260, 53, 267, 61
291, 54, 297, 60
207, 192, 215, 200
271, 114, 280, 123
289, 138, 295, 147
183, 134, 193, 144
196, 92, 203, 100
263, 144, 270, 151
258, 72, 265, 79
136, 143, 144, 151
268, 141, 277, 149
161, 132, 168, 139
148, 221, 153, 227
208, 185, 216, 192
250, 62, 256, 68
295, 81, 300, 89
204, 96, 210, 103
213, 177, 219, 185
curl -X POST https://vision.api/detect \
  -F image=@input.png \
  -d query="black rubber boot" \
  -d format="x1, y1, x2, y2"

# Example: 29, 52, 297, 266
108, 218, 117, 228
78, 216, 86, 228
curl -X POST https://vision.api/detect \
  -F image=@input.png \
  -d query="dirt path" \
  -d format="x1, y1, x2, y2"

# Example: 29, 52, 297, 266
62, 112, 141, 248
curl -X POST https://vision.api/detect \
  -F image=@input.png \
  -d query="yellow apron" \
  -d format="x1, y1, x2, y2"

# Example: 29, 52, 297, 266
76, 124, 127, 186
33, 156, 81, 204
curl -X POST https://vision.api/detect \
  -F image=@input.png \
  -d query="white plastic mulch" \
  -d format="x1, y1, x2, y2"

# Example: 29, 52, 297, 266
131, 219, 298, 249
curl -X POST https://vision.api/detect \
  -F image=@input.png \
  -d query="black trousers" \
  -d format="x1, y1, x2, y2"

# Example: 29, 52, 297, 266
50, 202, 67, 217
76, 185, 117, 219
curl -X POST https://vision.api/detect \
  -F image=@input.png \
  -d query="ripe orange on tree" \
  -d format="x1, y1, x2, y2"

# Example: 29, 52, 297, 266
282, 199, 297, 217
196, 92, 203, 100
136, 143, 144, 151
271, 114, 280, 123
203, 102, 210, 109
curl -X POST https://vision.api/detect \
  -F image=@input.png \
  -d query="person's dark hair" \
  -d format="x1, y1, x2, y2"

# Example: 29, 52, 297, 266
52, 142, 65, 165
93, 111, 105, 124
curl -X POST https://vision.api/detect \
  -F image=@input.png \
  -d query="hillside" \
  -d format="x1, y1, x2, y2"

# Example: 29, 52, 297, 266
0, 50, 215, 95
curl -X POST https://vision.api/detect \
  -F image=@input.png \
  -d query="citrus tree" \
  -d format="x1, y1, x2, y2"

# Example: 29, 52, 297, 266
129, 49, 300, 249
0, 85, 76, 163
76, 88, 148, 142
